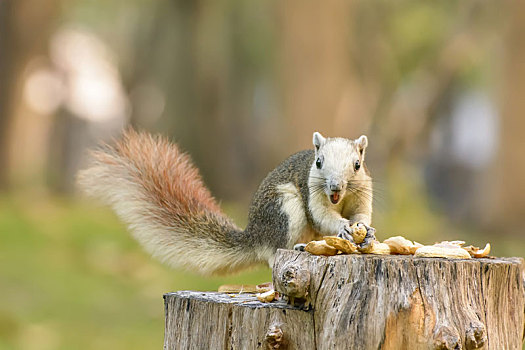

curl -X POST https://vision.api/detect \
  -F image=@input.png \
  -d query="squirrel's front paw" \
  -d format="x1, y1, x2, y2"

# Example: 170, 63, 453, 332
357, 223, 377, 251
337, 221, 356, 244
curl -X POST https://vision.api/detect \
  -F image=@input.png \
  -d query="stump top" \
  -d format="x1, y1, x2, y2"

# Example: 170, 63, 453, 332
164, 250, 524, 349
270, 249, 524, 349
276, 249, 524, 265
164, 291, 305, 310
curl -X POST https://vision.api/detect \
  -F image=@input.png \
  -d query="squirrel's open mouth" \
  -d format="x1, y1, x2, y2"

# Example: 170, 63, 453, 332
330, 192, 340, 204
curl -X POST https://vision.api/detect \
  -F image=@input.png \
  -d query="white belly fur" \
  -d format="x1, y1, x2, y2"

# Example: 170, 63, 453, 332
276, 183, 311, 248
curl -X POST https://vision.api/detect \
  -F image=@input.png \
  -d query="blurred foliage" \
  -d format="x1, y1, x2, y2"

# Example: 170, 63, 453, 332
373, 166, 525, 258
0, 186, 522, 349
0, 0, 524, 348
0, 196, 270, 349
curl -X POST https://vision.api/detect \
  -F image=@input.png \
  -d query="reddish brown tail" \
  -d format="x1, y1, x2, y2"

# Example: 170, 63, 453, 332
77, 129, 259, 275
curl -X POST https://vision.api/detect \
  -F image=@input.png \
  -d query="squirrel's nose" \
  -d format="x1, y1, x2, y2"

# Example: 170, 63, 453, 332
329, 181, 343, 192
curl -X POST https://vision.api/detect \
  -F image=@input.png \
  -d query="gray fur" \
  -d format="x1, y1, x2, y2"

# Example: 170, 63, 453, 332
245, 132, 373, 264
245, 150, 315, 250
78, 131, 373, 274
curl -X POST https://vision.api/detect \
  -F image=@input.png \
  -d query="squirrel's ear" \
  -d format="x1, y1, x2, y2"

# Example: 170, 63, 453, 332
356, 135, 368, 156
313, 132, 326, 151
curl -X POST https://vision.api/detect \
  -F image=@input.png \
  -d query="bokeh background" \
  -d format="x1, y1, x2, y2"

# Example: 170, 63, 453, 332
1, 0, 524, 349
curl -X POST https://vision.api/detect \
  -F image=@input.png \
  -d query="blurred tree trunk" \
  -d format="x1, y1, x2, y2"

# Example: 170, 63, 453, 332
0, 0, 59, 191
0, 1, 14, 191
192, 0, 241, 199
277, 0, 368, 153
495, 2, 525, 230
135, 0, 272, 203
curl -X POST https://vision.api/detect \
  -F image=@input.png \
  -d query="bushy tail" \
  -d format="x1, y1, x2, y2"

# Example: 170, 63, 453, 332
77, 130, 258, 275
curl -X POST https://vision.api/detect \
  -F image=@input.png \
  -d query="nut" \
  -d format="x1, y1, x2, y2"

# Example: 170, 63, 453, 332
366, 241, 391, 255
383, 236, 423, 255
218, 284, 258, 293
351, 222, 367, 244
323, 236, 358, 254
256, 282, 274, 293
463, 243, 490, 258
414, 245, 471, 259
305, 240, 338, 256
434, 240, 466, 249
257, 289, 276, 303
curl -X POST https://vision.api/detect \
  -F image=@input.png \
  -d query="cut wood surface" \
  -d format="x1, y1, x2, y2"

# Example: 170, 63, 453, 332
163, 291, 314, 349
165, 250, 525, 350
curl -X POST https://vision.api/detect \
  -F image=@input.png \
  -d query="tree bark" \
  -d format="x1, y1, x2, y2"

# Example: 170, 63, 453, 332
163, 291, 314, 349
165, 251, 525, 349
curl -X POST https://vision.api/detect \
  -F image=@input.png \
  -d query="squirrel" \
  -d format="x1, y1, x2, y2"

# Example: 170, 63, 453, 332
77, 129, 376, 275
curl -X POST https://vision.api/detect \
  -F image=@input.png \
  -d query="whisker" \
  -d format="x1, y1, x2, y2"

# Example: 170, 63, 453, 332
346, 180, 387, 211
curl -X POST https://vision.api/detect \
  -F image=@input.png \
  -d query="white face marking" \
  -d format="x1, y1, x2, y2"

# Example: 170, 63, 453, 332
308, 133, 373, 234
311, 137, 363, 200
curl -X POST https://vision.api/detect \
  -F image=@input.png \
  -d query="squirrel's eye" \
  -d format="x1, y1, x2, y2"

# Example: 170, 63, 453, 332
316, 157, 323, 169
354, 160, 361, 171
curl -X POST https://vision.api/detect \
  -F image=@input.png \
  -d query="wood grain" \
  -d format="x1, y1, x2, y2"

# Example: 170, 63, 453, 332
273, 251, 524, 350
165, 251, 525, 349
164, 291, 314, 349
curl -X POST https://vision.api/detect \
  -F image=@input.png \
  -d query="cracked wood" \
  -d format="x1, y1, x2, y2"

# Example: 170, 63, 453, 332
163, 291, 314, 349
164, 251, 524, 349
273, 250, 524, 350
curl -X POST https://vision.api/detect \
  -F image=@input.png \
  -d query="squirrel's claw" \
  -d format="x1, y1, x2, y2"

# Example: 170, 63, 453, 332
357, 223, 376, 250
337, 222, 356, 244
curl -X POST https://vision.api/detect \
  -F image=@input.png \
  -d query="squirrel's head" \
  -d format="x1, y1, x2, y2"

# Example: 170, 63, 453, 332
311, 131, 369, 205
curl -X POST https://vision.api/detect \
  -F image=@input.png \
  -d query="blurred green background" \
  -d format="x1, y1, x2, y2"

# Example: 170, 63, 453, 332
0, 0, 524, 349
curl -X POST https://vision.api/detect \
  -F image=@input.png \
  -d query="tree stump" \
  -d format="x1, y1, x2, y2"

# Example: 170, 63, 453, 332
163, 291, 315, 349
164, 250, 525, 349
